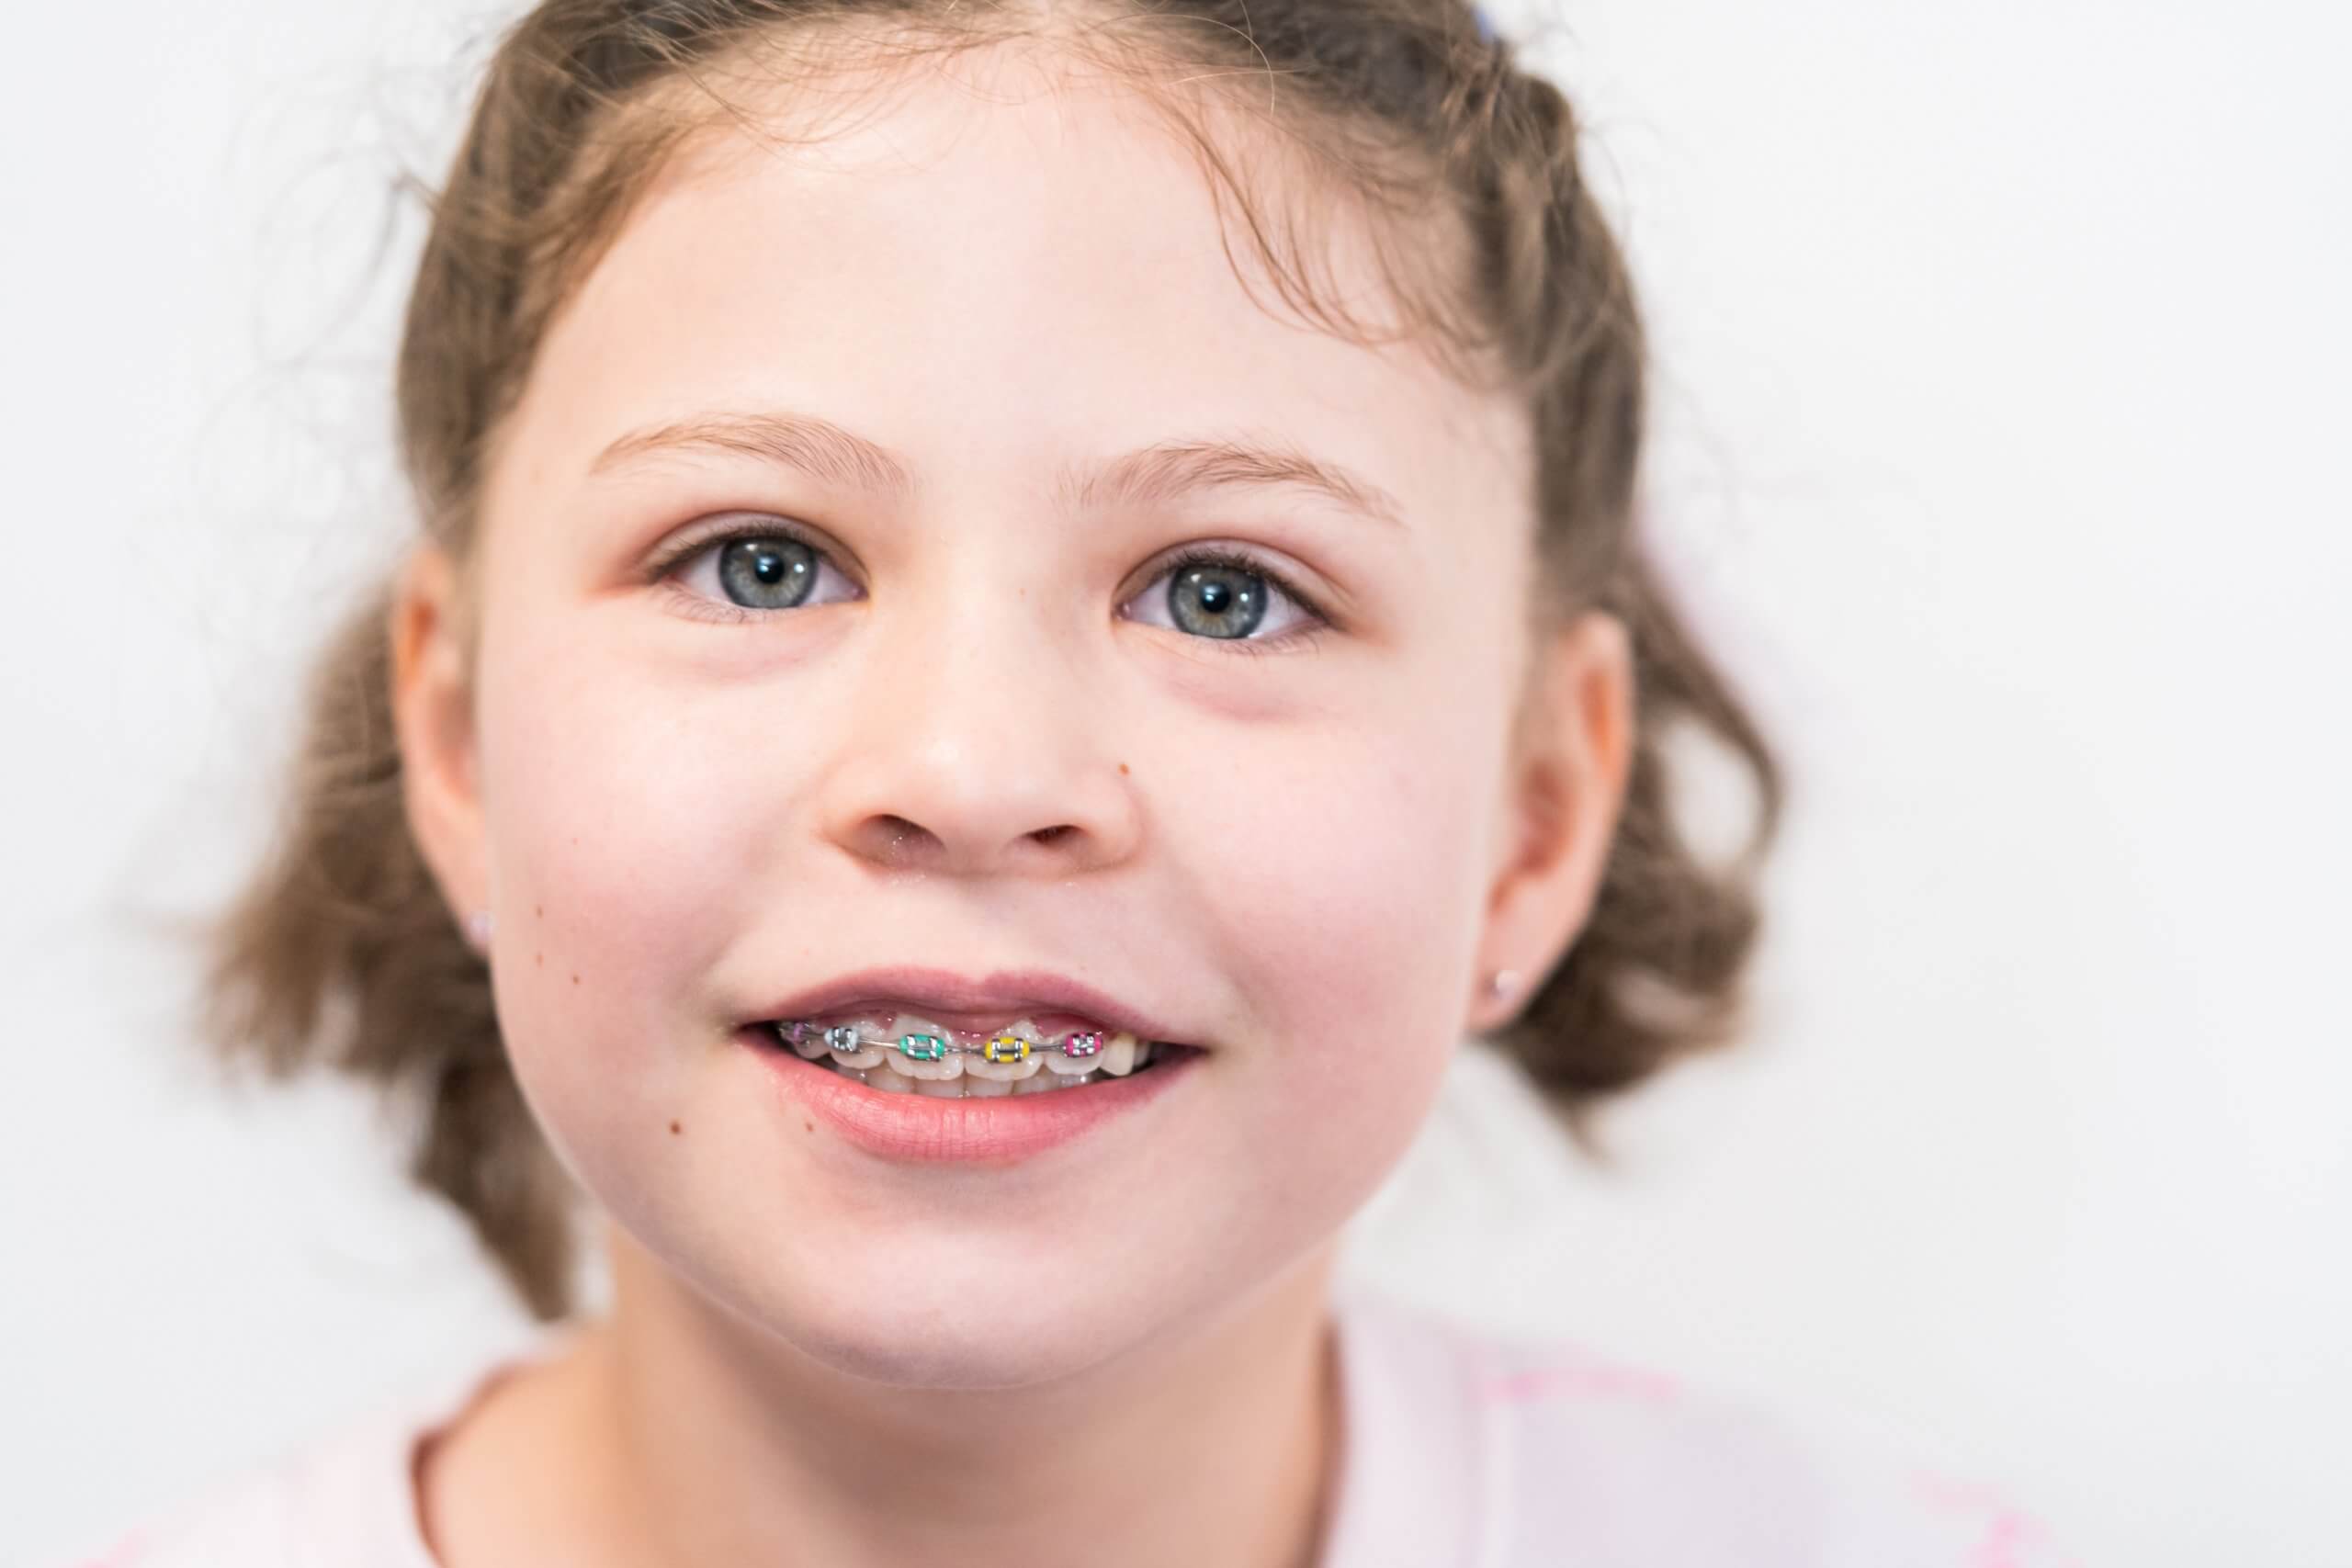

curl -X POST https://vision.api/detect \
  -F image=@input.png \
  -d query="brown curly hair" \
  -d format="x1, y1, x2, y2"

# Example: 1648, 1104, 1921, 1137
196, 0, 1783, 1323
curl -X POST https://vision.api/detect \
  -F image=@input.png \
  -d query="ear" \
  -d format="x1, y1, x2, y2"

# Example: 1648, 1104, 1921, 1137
388, 542, 491, 929
1465, 610, 1635, 1036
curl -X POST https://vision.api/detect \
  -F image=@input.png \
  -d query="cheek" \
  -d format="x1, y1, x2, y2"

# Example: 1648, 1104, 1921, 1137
1192, 646, 1504, 1050
469, 641, 776, 1156
1217, 769, 1474, 1032
1176, 718, 1499, 1209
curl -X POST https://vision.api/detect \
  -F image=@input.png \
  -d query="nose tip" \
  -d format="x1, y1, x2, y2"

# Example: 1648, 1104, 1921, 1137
816, 558, 1141, 879
842, 784, 1119, 879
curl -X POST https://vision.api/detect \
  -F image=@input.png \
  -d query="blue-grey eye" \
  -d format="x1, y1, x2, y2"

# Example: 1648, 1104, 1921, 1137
717, 536, 818, 610
1167, 562, 1266, 639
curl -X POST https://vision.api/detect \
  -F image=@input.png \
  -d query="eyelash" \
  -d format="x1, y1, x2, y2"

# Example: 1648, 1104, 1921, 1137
645, 518, 1334, 655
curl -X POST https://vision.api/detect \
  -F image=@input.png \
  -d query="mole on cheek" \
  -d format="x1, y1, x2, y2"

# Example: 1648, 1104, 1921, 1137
669, 1120, 682, 1135
803, 1121, 815, 1134
1119, 761, 1130, 775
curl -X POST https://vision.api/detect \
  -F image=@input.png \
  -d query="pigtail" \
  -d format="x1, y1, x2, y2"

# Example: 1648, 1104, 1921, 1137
196, 579, 579, 1320
1498, 546, 1784, 1122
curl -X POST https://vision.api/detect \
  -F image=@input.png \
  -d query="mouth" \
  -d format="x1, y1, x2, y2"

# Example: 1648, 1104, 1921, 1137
741, 1001, 1205, 1163
740, 966, 1205, 1101
749, 1012, 1200, 1099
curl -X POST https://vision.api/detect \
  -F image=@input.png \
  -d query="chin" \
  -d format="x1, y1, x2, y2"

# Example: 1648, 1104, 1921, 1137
803, 1319, 1115, 1391
656, 1232, 1159, 1393
738, 1280, 1142, 1392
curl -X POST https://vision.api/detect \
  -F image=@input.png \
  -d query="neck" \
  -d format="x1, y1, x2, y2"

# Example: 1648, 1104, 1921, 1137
532, 1222, 1346, 1568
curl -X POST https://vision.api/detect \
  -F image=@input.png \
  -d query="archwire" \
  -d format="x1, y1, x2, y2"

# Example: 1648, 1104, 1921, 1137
776, 1021, 1111, 1063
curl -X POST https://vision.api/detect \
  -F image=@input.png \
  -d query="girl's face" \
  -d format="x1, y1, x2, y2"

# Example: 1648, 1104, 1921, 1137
420, 51, 1577, 1385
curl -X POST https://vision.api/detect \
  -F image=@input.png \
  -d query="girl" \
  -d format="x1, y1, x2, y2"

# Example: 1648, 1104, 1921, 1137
68, 0, 2071, 1563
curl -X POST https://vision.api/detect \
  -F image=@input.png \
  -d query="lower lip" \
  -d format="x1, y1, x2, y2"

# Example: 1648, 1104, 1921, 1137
742, 1030, 1201, 1165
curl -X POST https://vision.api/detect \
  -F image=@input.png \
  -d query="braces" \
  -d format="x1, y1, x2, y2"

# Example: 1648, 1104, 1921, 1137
776, 1021, 1109, 1063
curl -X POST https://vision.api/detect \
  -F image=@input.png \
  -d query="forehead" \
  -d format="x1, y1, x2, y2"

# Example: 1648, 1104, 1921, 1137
509, 37, 1526, 524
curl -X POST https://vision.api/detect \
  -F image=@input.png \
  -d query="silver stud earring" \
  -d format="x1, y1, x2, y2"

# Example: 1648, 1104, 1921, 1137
1486, 968, 1521, 1000
465, 908, 494, 953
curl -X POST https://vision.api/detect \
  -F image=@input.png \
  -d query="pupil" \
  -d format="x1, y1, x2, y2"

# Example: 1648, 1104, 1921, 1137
1170, 565, 1264, 639
718, 537, 814, 609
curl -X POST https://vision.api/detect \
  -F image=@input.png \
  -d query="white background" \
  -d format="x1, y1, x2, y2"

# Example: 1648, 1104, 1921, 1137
5, 3, 2346, 1564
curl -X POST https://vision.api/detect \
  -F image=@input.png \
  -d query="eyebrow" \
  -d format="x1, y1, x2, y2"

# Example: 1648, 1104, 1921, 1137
589, 411, 1408, 531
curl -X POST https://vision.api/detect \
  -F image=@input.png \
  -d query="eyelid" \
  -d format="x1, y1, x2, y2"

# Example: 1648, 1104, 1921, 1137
1123, 542, 1331, 637
645, 513, 862, 627
642, 512, 846, 581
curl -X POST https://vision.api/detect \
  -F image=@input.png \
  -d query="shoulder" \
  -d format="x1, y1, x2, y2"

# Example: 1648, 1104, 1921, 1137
33, 1333, 573, 1568
1326, 1287, 2084, 1568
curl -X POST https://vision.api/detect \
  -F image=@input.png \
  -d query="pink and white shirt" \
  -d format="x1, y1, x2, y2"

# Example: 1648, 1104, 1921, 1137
55, 1286, 2078, 1567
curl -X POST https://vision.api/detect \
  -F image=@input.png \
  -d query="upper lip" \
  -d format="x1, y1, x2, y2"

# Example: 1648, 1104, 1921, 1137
748, 965, 1197, 1045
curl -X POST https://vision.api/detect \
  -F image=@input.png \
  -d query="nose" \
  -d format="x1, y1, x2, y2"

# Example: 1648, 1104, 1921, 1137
816, 555, 1141, 880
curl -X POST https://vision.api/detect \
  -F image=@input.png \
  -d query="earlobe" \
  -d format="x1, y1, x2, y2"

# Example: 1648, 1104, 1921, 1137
1465, 611, 1636, 1035
388, 543, 489, 922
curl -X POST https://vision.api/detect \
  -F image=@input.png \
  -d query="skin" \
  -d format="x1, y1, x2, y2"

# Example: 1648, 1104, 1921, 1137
389, 37, 1632, 1568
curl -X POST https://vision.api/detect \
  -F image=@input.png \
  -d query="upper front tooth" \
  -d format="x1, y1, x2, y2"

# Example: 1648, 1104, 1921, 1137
881, 1015, 964, 1079
964, 1019, 1046, 1081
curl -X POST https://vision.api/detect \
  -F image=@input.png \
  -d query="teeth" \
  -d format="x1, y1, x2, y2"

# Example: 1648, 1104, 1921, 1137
879, 1015, 964, 1081
1095, 1032, 1140, 1077
781, 1023, 831, 1061
963, 1019, 1046, 1082
783, 1010, 1182, 1097
833, 1057, 1125, 1099
1040, 1032, 1103, 1075
825, 1017, 888, 1069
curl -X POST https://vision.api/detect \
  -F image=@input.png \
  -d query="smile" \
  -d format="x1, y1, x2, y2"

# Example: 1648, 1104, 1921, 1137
763, 1014, 1184, 1098
743, 1015, 1202, 1164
